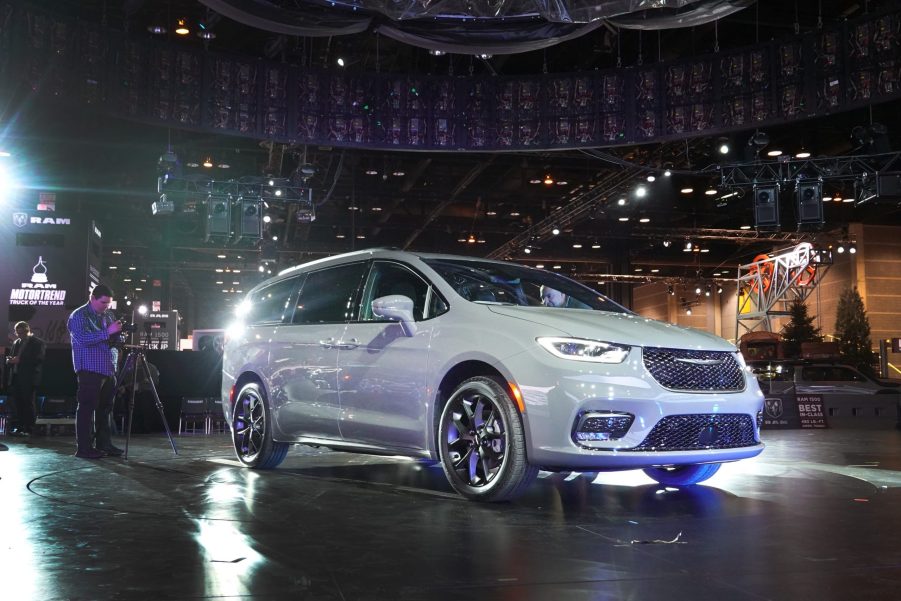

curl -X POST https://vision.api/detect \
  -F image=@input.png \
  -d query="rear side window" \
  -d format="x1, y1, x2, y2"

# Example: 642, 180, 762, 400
246, 278, 299, 325
292, 262, 368, 324
802, 366, 865, 382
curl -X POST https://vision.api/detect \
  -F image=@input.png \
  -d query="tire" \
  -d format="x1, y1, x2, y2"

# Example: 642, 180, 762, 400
643, 463, 721, 486
438, 376, 538, 502
232, 382, 288, 469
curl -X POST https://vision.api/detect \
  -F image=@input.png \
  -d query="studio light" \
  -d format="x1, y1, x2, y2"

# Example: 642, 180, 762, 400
718, 137, 730, 154
157, 149, 180, 175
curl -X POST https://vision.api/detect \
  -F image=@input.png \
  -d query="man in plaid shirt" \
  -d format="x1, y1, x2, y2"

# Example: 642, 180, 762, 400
67, 284, 124, 459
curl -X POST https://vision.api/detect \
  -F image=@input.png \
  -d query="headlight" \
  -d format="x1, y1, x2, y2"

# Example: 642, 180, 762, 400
537, 337, 630, 363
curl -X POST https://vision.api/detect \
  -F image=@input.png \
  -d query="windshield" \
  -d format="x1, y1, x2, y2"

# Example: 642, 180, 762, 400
424, 258, 631, 314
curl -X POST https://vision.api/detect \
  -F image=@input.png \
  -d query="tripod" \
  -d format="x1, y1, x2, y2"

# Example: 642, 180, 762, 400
117, 344, 178, 459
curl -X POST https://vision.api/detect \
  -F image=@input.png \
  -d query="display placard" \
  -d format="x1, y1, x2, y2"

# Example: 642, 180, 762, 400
796, 394, 828, 428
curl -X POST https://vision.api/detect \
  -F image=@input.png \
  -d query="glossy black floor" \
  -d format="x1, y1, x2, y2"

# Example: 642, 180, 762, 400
1, 428, 900, 601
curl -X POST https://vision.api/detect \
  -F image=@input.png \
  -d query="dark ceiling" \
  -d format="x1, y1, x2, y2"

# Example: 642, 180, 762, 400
5, 0, 901, 330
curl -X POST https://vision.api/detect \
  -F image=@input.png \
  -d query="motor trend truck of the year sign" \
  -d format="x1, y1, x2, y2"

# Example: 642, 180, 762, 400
2, 209, 102, 347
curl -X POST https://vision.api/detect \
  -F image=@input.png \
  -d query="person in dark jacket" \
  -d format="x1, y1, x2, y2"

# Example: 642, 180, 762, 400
6, 321, 46, 436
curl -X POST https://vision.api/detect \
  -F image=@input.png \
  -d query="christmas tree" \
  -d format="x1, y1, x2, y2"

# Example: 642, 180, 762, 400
834, 287, 876, 375
781, 299, 821, 358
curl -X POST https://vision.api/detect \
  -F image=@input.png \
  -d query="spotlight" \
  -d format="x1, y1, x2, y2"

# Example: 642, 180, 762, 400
849, 243, 857, 254
836, 243, 845, 254
680, 187, 694, 194
524, 247, 532, 254
337, 57, 346, 67
174, 19, 190, 35
430, 49, 446, 56
552, 227, 560, 235
157, 149, 180, 175
751, 131, 770, 147
685, 240, 693, 250
617, 197, 626, 206
646, 175, 656, 182
147, 24, 167, 35
662, 239, 671, 248
635, 185, 647, 198
717, 285, 724, 294
664, 169, 672, 177
717, 138, 729, 154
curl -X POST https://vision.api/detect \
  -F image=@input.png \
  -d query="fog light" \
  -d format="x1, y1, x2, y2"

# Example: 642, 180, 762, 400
573, 411, 634, 443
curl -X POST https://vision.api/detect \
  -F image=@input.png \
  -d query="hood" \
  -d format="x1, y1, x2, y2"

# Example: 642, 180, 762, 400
486, 305, 737, 351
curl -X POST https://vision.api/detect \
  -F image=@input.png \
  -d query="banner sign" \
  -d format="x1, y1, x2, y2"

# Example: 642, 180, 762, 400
1, 208, 97, 347
796, 394, 828, 428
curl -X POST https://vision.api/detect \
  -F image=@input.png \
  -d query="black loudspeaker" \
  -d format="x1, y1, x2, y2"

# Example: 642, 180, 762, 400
877, 172, 901, 198
796, 179, 824, 225
205, 193, 232, 241
753, 183, 780, 229
238, 197, 263, 241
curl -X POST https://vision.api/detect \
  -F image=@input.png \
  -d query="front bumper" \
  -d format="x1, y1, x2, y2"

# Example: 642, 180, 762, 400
502, 345, 765, 471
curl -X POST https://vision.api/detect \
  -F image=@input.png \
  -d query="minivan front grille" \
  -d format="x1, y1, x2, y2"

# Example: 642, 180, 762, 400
643, 348, 745, 392
627, 414, 757, 452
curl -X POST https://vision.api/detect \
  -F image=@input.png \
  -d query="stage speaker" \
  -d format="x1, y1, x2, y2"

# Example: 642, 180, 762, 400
238, 197, 263, 240
877, 172, 901, 199
796, 179, 823, 225
753, 183, 780, 229
206, 193, 232, 241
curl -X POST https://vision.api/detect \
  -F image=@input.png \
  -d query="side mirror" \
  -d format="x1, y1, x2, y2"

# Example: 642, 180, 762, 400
371, 295, 417, 337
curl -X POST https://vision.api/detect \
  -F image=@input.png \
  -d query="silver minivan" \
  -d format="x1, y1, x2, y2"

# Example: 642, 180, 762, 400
222, 249, 765, 501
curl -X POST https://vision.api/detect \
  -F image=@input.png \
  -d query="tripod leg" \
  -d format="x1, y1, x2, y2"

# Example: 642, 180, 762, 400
138, 353, 178, 455
125, 353, 138, 460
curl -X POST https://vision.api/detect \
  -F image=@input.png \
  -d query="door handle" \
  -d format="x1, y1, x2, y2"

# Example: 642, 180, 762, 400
334, 338, 360, 350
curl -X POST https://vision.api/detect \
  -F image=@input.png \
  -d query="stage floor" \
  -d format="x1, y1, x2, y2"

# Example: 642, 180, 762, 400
1, 429, 900, 600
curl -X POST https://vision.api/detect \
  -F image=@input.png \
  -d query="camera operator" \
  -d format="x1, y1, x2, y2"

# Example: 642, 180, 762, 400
67, 284, 124, 459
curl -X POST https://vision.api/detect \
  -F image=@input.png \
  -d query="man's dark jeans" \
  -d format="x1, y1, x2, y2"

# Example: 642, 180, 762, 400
76, 371, 116, 451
